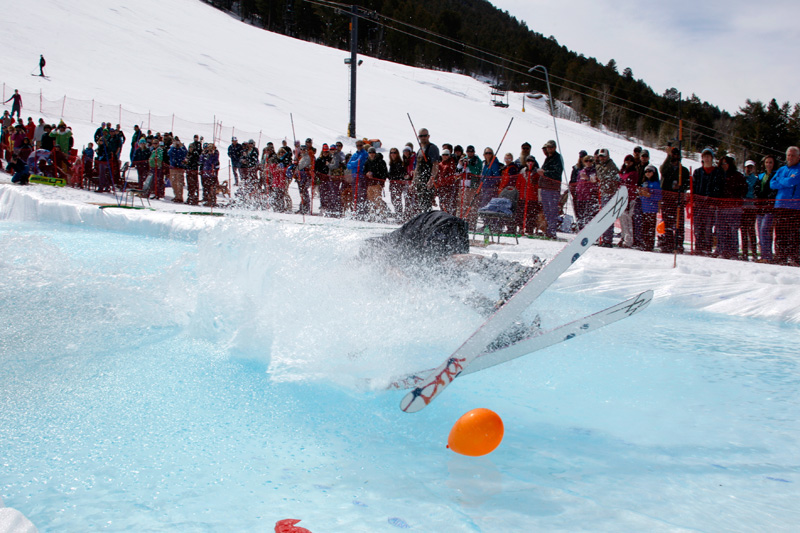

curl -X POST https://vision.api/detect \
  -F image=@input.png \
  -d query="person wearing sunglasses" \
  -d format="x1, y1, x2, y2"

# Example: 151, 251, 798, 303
412, 128, 440, 215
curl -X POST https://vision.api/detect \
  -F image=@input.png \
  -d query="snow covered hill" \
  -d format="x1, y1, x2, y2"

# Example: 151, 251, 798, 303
2, 0, 800, 324
2, 0, 660, 163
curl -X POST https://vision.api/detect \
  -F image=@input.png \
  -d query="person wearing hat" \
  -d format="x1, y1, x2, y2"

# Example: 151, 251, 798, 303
514, 142, 535, 168
715, 155, 747, 259
537, 140, 564, 239
691, 148, 723, 254
167, 138, 188, 203
227, 137, 242, 186
741, 159, 760, 260
185, 138, 202, 205
633, 146, 643, 166
637, 165, 662, 251
294, 144, 314, 214
456, 145, 483, 229
363, 146, 389, 219
316, 143, 338, 215
412, 128, 440, 215
428, 148, 459, 214
592, 147, 619, 246
148, 136, 166, 199
658, 146, 690, 253
131, 138, 151, 188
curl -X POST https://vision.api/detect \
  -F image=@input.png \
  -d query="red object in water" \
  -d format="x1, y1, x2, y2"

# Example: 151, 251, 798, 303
275, 518, 312, 533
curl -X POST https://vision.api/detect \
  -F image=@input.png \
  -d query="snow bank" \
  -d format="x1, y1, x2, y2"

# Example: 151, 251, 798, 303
0, 498, 37, 533
0, 183, 222, 241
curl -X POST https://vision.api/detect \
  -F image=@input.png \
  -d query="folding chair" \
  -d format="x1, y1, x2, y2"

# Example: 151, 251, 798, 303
124, 172, 153, 208
477, 186, 520, 244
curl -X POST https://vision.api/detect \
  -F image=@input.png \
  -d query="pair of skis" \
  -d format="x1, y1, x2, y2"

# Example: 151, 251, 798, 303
388, 289, 652, 391
399, 188, 639, 413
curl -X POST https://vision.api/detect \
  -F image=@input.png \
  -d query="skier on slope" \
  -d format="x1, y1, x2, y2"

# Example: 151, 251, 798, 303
39, 55, 46, 77
4, 90, 23, 120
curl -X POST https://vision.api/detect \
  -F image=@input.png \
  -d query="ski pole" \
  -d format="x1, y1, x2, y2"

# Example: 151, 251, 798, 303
406, 113, 427, 163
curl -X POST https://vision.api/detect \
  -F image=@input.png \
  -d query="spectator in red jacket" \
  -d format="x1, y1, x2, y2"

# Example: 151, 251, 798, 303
429, 148, 459, 213
25, 117, 35, 141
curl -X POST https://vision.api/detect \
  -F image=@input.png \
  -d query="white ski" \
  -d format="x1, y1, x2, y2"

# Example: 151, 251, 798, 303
399, 188, 628, 412
387, 290, 652, 391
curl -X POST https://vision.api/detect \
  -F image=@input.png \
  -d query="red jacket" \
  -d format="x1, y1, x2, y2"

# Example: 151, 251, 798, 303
433, 157, 458, 188
619, 168, 639, 199
500, 168, 538, 202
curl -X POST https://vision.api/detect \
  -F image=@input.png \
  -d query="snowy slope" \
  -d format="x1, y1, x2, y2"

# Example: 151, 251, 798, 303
1, 0, 799, 324
2, 0, 663, 163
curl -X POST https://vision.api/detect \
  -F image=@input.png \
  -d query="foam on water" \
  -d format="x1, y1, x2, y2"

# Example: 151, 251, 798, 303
2, 219, 800, 532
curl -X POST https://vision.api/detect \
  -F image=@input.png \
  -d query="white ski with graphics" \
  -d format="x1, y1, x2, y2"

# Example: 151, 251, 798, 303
387, 290, 653, 391
399, 188, 629, 413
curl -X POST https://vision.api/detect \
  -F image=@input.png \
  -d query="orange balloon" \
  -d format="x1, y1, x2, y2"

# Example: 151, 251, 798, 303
656, 220, 665, 235
447, 408, 504, 456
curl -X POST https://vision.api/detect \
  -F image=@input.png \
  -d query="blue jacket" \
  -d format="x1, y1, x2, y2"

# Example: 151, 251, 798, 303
770, 163, 800, 209
347, 149, 368, 177
168, 146, 188, 168
744, 171, 758, 199
640, 179, 662, 214
481, 158, 501, 177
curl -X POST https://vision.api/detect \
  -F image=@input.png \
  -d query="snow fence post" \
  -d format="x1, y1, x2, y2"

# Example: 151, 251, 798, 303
61, 95, 66, 118
39, 90, 43, 113
118, 104, 122, 126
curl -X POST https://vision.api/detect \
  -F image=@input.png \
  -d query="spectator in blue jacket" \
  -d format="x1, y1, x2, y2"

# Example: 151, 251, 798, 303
638, 165, 662, 251
770, 146, 800, 265
347, 139, 369, 215
478, 147, 502, 207
168, 139, 188, 203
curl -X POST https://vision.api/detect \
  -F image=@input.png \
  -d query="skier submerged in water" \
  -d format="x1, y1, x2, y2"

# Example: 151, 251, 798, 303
359, 210, 543, 349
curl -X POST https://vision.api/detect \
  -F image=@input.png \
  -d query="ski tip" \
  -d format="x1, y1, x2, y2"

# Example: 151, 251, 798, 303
400, 390, 426, 413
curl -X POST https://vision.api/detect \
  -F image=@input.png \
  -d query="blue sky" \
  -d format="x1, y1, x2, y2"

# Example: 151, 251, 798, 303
488, 0, 797, 114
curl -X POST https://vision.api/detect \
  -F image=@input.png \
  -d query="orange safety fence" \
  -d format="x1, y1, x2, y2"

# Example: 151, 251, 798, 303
1, 82, 263, 152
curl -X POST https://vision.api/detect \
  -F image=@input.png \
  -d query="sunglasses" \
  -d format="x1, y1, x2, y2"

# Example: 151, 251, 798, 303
419, 134, 429, 138
484, 152, 493, 156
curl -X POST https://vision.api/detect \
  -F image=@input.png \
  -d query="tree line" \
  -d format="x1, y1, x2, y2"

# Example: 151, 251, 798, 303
204, 0, 799, 161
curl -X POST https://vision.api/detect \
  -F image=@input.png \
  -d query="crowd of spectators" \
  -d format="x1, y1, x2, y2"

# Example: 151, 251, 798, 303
2, 108, 799, 266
